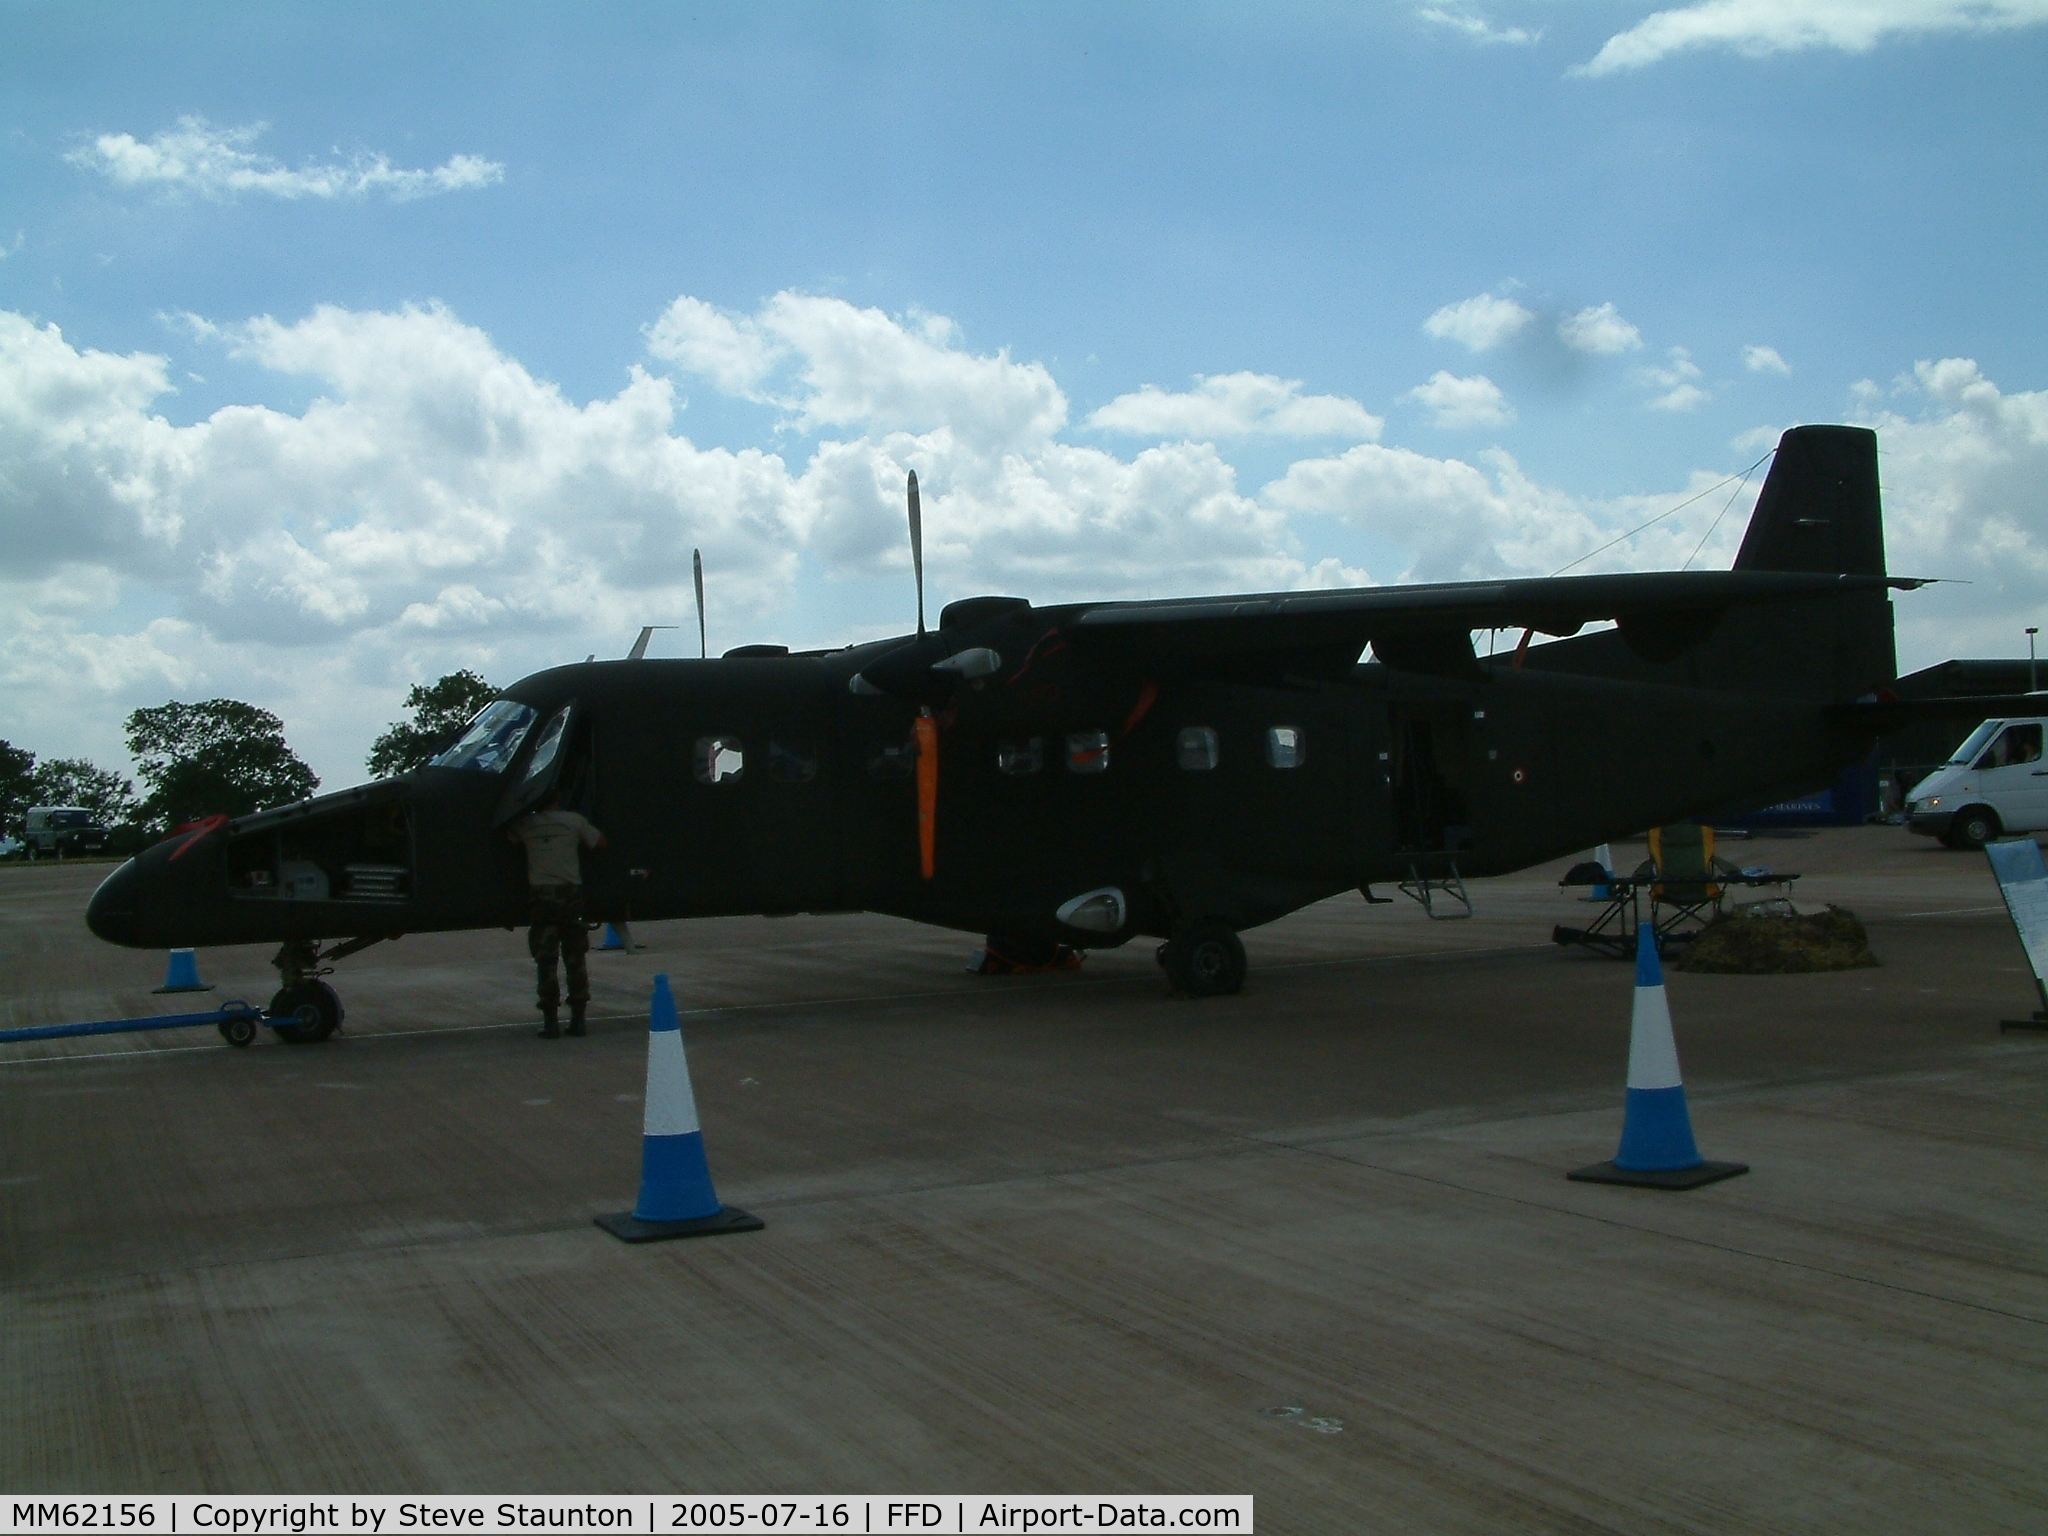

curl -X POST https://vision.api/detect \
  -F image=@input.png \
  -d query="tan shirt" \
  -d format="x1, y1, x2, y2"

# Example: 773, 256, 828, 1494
514, 809, 602, 887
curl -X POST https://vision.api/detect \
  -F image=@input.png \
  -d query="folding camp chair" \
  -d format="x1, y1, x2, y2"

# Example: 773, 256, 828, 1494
1639, 822, 1727, 949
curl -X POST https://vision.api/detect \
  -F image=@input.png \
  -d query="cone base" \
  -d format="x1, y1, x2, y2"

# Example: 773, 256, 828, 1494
595, 1205, 764, 1243
1568, 1159, 1749, 1190
151, 984, 216, 995
2000, 1013, 2048, 1032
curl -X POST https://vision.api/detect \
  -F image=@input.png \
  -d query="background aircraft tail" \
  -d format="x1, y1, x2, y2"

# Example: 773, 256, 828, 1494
1525, 424, 1895, 701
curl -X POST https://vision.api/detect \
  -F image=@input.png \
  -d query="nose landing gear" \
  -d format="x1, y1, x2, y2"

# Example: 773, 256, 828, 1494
258, 936, 382, 1044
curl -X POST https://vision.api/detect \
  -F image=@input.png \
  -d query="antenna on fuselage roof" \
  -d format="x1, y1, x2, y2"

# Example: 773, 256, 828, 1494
627, 625, 677, 661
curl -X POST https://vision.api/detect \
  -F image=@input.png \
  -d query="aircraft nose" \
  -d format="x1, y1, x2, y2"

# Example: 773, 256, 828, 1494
86, 858, 141, 947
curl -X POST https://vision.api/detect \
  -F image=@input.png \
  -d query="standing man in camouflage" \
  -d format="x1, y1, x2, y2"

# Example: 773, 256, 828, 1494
507, 789, 607, 1038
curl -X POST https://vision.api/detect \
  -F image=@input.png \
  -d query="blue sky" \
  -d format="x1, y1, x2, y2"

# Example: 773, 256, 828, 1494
4, 1, 2047, 785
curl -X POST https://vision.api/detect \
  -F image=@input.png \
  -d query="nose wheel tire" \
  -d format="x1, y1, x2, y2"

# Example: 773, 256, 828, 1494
269, 980, 343, 1044
1162, 920, 1247, 997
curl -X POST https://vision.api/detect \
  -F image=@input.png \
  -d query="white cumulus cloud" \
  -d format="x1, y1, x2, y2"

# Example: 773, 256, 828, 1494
1638, 347, 1709, 410
1558, 303, 1644, 355
1854, 358, 2048, 664
1417, 5, 1541, 44
1086, 372, 1382, 441
1406, 371, 1514, 429
1424, 293, 1536, 352
67, 116, 504, 201
1576, 0, 2048, 76
649, 292, 1066, 454
1742, 344, 1792, 375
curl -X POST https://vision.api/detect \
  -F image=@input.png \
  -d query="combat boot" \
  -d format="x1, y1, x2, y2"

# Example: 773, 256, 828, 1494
538, 1008, 561, 1039
566, 1003, 587, 1037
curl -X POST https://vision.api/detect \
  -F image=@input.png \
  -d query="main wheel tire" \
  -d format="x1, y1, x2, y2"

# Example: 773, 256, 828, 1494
1951, 805, 2000, 850
217, 1015, 257, 1048
1165, 920, 1246, 997
269, 980, 343, 1044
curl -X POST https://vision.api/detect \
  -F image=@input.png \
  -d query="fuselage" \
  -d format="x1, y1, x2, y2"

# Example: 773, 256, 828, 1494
85, 631, 1873, 955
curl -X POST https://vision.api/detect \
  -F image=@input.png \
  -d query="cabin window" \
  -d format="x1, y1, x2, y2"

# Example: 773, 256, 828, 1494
431, 700, 535, 774
867, 737, 917, 779
520, 707, 572, 785
1266, 726, 1306, 769
1067, 730, 1110, 774
694, 736, 746, 784
768, 740, 818, 783
997, 738, 1044, 776
1977, 723, 2043, 770
1176, 727, 1219, 771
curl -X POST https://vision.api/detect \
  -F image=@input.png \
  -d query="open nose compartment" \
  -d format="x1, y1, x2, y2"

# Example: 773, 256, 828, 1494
225, 788, 416, 905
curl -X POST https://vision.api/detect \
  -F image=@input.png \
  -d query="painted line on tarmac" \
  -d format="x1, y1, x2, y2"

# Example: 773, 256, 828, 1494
1892, 905, 2006, 918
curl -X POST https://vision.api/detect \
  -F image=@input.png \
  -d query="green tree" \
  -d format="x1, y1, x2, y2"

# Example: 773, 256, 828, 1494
0, 740, 35, 838
367, 670, 497, 778
124, 699, 320, 828
30, 758, 140, 827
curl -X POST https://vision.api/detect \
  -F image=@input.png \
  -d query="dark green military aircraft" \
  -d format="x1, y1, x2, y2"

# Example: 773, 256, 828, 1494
86, 425, 1981, 1036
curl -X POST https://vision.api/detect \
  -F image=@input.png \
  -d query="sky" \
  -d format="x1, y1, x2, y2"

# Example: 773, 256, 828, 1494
4, 0, 2047, 789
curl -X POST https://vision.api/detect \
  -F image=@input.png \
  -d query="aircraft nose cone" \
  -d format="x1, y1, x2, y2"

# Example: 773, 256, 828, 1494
86, 858, 141, 946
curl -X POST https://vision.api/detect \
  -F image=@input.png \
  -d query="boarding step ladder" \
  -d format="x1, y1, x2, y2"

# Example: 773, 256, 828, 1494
1398, 856, 1473, 920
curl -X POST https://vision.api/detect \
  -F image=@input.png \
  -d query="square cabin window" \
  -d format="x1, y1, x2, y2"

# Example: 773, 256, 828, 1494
768, 740, 818, 783
1266, 726, 1306, 769
997, 738, 1044, 776
1066, 730, 1110, 774
1176, 727, 1220, 771
694, 736, 745, 784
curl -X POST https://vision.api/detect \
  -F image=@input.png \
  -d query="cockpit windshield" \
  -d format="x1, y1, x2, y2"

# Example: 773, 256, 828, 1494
1948, 720, 2003, 765
430, 700, 538, 773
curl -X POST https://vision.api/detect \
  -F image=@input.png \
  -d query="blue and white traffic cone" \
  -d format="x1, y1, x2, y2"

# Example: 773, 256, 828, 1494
152, 948, 215, 994
596, 974, 763, 1242
1569, 926, 1748, 1189
597, 922, 625, 951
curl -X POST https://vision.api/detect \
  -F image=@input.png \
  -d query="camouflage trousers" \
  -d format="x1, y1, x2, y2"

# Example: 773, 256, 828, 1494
527, 883, 590, 1013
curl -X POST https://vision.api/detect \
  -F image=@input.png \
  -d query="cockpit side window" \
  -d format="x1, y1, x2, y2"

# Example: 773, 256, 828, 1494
431, 701, 538, 773
520, 707, 573, 786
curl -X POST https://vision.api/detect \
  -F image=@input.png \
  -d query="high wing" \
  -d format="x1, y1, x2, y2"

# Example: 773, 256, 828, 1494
1057, 569, 1924, 677
854, 569, 1925, 701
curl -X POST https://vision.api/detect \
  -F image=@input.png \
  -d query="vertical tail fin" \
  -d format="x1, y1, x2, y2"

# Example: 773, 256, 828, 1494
1735, 426, 1884, 577
1526, 424, 1895, 700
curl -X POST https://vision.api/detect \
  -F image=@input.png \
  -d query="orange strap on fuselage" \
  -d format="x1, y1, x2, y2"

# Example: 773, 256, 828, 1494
915, 711, 939, 879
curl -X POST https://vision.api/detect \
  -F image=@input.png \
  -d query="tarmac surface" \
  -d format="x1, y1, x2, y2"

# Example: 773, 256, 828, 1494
2, 829, 2045, 1531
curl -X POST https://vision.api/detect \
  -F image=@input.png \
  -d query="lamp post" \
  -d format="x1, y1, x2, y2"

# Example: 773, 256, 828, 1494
2031, 627, 2040, 695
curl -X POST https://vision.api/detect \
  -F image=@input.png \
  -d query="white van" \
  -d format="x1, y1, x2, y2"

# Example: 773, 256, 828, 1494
1905, 718, 2048, 848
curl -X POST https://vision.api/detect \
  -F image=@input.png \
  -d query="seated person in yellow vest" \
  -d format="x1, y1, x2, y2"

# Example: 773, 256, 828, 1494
507, 791, 608, 1038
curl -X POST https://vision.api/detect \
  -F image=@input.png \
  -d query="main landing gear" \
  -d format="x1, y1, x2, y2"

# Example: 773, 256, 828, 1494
1156, 918, 1247, 998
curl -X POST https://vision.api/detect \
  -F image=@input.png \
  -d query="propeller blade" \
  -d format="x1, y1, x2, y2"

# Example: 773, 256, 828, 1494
692, 548, 706, 659
908, 471, 926, 635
